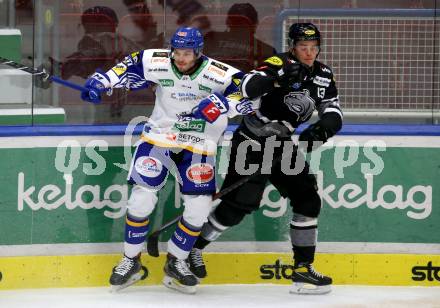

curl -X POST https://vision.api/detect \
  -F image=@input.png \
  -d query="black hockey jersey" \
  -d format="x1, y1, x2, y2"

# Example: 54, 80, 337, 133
242, 52, 342, 134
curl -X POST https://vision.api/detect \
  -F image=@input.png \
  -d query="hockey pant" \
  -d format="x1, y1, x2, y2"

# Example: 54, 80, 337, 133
200, 127, 322, 264
124, 141, 215, 259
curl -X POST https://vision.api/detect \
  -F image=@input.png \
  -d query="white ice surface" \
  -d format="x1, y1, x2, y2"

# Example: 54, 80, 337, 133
0, 285, 439, 308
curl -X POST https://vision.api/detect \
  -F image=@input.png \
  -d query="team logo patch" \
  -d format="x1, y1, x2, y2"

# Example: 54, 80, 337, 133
283, 90, 315, 121
135, 156, 163, 177
264, 56, 283, 66
186, 163, 214, 184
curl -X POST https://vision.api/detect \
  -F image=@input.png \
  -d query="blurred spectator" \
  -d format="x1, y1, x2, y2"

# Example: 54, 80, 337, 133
203, 3, 276, 73
156, 0, 211, 33
55, 6, 139, 80
51, 6, 143, 119
341, 0, 358, 8
158, 0, 205, 25
409, 0, 425, 8
120, 0, 164, 49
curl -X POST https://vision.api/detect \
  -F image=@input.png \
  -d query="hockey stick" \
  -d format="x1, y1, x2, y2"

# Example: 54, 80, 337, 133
0, 56, 99, 97
146, 146, 288, 257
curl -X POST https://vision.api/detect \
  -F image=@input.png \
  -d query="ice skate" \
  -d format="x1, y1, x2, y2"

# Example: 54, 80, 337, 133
163, 253, 198, 294
109, 255, 148, 292
290, 263, 332, 295
188, 248, 207, 280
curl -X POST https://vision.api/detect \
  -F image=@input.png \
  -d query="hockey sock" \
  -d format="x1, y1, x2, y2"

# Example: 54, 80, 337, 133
124, 214, 149, 258
168, 218, 201, 259
290, 213, 317, 265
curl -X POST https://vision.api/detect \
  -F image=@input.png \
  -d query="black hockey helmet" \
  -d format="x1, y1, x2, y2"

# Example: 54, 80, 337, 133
288, 23, 320, 48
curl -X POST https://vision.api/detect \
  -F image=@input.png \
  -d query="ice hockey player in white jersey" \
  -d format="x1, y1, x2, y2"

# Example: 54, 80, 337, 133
81, 27, 255, 294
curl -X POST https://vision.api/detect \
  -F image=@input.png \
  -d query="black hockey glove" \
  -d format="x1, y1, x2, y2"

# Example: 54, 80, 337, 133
298, 122, 329, 153
277, 62, 309, 87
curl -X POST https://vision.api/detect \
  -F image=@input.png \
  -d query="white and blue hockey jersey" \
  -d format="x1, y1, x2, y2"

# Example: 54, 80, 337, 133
104, 49, 256, 155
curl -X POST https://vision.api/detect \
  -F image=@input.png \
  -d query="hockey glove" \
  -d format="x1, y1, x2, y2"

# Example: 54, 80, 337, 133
192, 92, 229, 123
298, 122, 329, 153
81, 70, 111, 104
277, 62, 309, 87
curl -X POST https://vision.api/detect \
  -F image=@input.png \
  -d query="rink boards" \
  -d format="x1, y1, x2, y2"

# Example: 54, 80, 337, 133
0, 125, 439, 289
1, 252, 440, 289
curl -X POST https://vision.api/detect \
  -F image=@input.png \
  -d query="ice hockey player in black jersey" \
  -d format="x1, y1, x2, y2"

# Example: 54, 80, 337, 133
189, 23, 343, 294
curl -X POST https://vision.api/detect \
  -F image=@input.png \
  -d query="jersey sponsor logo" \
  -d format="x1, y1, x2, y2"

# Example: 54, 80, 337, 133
264, 56, 283, 66
171, 92, 204, 102
151, 57, 169, 63
111, 64, 127, 76
186, 163, 214, 184
202, 74, 224, 85
152, 51, 169, 57
412, 262, 440, 282
321, 66, 331, 74
128, 230, 148, 238
260, 259, 293, 280
208, 65, 226, 77
313, 76, 331, 87
159, 79, 174, 87
174, 119, 206, 132
176, 133, 205, 145
134, 156, 162, 178
198, 84, 212, 93
211, 61, 229, 72
147, 68, 169, 72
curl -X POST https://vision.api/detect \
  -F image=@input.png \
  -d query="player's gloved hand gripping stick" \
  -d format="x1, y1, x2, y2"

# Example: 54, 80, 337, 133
0, 56, 102, 101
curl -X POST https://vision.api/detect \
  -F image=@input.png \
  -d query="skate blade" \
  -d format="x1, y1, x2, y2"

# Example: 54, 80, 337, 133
110, 272, 145, 293
290, 282, 331, 295
162, 275, 196, 294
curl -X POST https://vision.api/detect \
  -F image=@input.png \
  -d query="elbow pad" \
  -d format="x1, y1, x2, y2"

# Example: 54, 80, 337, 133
241, 73, 275, 99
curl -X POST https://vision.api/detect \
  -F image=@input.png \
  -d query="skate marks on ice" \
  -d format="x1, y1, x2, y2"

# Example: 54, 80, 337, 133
0, 285, 439, 308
